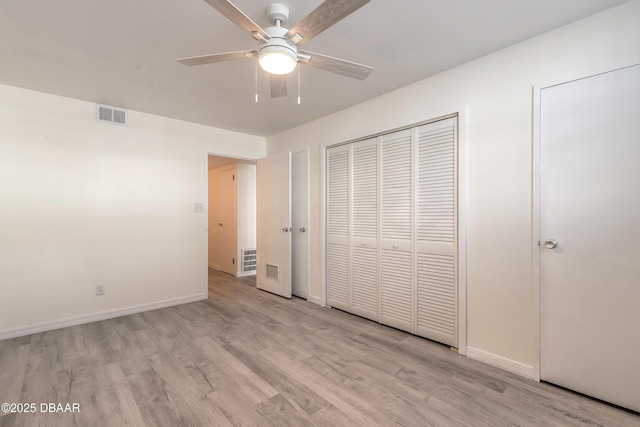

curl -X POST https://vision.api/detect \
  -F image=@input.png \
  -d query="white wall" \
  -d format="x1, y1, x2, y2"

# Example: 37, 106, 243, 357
265, 1, 640, 370
236, 163, 257, 275
0, 84, 265, 337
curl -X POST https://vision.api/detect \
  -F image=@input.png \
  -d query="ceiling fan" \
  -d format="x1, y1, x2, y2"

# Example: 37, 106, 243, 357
177, 0, 373, 99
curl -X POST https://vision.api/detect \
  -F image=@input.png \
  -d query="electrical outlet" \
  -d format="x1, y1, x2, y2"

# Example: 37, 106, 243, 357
96, 285, 106, 296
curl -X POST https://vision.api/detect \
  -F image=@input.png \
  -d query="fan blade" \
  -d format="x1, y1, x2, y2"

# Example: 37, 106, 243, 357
286, 0, 370, 45
270, 75, 287, 98
300, 50, 372, 80
177, 50, 256, 66
203, 0, 270, 40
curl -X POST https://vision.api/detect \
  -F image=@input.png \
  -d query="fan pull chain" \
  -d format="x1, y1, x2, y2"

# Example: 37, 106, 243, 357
297, 65, 301, 105
255, 59, 259, 103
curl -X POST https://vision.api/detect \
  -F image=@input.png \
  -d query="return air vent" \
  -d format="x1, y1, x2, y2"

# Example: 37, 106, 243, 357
266, 264, 278, 280
242, 249, 257, 273
96, 104, 128, 126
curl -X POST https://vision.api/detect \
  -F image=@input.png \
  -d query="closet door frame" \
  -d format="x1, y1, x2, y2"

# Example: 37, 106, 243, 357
320, 106, 468, 355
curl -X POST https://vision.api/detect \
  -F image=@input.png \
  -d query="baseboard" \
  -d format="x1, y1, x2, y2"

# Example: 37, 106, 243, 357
307, 295, 323, 306
236, 271, 256, 277
0, 293, 207, 341
466, 346, 534, 379
208, 263, 220, 270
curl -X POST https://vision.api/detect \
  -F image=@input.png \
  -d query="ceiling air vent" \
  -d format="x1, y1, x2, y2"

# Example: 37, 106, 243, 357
96, 104, 128, 126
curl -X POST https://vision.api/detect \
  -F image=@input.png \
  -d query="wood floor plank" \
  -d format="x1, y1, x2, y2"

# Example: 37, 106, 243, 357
0, 269, 638, 426
0, 344, 29, 406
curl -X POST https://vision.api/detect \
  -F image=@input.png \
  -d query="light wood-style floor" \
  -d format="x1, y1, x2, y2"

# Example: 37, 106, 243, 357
0, 270, 638, 426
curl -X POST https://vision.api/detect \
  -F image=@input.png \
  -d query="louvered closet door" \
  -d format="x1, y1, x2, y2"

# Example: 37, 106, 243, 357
350, 138, 378, 321
380, 129, 413, 333
415, 117, 457, 346
326, 145, 350, 312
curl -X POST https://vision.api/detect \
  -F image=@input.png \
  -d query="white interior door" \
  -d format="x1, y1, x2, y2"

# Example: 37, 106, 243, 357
380, 129, 413, 333
415, 118, 457, 347
219, 167, 237, 275
540, 64, 640, 412
350, 138, 379, 321
257, 152, 292, 298
326, 145, 350, 311
292, 150, 309, 299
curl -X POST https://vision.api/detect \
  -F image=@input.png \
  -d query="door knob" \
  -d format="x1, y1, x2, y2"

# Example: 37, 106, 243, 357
299, 227, 306, 232
282, 227, 291, 232
544, 239, 558, 249
393, 244, 399, 249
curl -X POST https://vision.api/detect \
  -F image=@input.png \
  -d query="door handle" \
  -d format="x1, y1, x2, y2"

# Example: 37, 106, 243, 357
282, 227, 291, 232
299, 227, 306, 232
544, 239, 558, 249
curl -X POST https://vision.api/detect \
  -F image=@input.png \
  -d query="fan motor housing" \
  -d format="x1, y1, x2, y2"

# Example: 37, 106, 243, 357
260, 26, 296, 49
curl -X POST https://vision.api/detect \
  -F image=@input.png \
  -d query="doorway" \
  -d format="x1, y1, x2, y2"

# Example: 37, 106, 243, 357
207, 155, 257, 281
536, 64, 640, 412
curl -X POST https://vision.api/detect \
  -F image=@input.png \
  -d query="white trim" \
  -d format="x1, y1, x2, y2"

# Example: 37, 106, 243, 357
457, 106, 468, 356
307, 295, 322, 306
0, 293, 207, 341
319, 104, 468, 352
305, 148, 311, 303
411, 127, 418, 334
532, 85, 542, 382
317, 145, 328, 307
205, 153, 211, 296
467, 346, 534, 379
236, 271, 256, 277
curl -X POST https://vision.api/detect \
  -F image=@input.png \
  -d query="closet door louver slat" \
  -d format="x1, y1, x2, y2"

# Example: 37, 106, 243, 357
351, 247, 378, 318
381, 130, 412, 241
381, 249, 412, 330
351, 139, 379, 321
416, 118, 457, 346
380, 129, 413, 333
327, 148, 349, 237
327, 244, 349, 311
327, 146, 350, 312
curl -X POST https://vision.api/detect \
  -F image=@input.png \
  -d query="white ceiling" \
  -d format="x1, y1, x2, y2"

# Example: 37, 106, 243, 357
0, 0, 628, 136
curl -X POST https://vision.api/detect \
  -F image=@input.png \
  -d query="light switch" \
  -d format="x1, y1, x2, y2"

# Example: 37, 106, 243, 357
193, 202, 204, 213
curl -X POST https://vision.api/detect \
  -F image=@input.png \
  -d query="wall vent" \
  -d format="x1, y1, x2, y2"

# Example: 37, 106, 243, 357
266, 264, 278, 280
241, 249, 257, 273
96, 104, 128, 126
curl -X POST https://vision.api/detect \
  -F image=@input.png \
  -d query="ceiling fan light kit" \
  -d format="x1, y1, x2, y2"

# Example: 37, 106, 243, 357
257, 26, 298, 75
178, 0, 373, 100
259, 48, 297, 75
